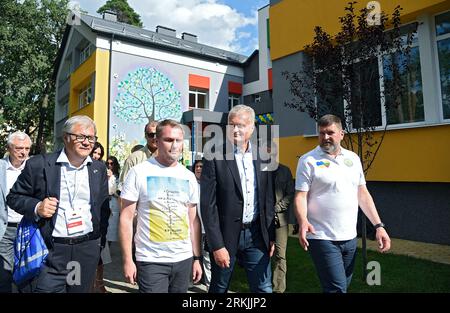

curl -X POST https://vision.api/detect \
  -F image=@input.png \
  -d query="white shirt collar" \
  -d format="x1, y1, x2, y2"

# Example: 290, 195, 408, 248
316, 145, 344, 157
56, 148, 92, 168
6, 156, 27, 171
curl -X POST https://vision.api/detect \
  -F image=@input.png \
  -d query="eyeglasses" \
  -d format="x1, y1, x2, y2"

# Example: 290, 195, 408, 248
146, 132, 157, 139
106, 161, 113, 165
66, 133, 98, 143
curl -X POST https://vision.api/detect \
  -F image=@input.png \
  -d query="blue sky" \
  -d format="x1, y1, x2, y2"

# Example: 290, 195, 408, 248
70, 0, 269, 56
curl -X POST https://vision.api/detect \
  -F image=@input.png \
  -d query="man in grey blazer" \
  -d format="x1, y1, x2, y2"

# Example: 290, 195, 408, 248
0, 131, 32, 293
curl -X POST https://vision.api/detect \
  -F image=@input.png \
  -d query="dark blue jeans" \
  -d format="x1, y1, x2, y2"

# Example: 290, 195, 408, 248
209, 223, 272, 293
308, 238, 357, 293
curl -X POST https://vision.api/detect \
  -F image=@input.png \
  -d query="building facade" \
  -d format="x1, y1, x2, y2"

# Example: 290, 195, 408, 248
54, 2, 450, 244
269, 0, 450, 244
54, 12, 247, 165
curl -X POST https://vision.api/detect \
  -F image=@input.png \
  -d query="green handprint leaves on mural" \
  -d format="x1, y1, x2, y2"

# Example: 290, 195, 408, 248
113, 67, 182, 123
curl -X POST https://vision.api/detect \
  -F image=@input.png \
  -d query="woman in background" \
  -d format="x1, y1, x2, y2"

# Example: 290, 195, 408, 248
90, 142, 110, 293
91, 142, 104, 161
106, 156, 120, 244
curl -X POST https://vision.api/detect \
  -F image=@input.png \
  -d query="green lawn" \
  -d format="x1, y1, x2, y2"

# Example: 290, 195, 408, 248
229, 237, 450, 292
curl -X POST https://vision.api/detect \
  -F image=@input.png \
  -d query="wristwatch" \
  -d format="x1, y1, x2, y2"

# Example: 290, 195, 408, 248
374, 222, 385, 230
193, 255, 203, 261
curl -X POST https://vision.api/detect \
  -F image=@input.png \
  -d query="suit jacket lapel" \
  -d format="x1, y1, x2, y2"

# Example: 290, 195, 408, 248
225, 158, 243, 199
45, 153, 61, 226
45, 154, 61, 199
254, 157, 263, 214
87, 163, 95, 208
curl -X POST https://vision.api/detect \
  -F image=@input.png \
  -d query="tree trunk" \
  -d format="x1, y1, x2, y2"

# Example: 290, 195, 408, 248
357, 131, 367, 282
35, 82, 51, 155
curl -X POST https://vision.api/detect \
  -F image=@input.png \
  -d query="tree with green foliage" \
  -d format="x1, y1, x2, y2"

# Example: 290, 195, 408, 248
97, 0, 143, 28
0, 0, 70, 155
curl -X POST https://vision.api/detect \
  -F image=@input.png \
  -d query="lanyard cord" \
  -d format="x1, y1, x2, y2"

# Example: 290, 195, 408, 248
61, 165, 80, 209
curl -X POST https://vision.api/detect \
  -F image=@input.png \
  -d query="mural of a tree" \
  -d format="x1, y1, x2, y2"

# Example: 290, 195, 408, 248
113, 67, 182, 123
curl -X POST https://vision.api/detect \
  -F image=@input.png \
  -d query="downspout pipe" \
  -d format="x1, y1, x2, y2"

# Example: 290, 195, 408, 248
106, 33, 114, 156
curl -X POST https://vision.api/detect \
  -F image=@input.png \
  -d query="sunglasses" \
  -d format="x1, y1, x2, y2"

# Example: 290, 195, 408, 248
106, 161, 113, 165
146, 132, 157, 138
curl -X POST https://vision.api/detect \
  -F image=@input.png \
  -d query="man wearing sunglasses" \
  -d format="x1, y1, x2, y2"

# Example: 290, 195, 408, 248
7, 115, 110, 293
119, 121, 159, 185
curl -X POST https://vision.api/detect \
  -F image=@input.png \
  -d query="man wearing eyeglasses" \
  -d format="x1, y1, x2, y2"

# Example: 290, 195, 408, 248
7, 115, 110, 293
0, 131, 32, 292
119, 121, 159, 185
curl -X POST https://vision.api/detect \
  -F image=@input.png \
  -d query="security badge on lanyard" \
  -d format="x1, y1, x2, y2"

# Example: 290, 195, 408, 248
63, 167, 86, 236
65, 208, 85, 235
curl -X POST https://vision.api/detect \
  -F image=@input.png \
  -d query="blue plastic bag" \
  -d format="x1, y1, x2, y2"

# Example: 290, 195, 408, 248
13, 218, 49, 287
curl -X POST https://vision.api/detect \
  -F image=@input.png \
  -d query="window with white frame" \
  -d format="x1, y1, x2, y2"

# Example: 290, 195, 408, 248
383, 23, 424, 125
189, 88, 208, 109
228, 94, 240, 111
435, 11, 450, 120
78, 81, 92, 109
315, 23, 423, 128
80, 44, 92, 64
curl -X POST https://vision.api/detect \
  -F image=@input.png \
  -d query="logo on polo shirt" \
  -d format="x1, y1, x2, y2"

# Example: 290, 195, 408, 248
344, 158, 353, 167
316, 160, 330, 168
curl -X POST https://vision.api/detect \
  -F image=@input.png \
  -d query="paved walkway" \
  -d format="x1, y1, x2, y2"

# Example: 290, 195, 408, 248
357, 237, 450, 265
102, 242, 211, 293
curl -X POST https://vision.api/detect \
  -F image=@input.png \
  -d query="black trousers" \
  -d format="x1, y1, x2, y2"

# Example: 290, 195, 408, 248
23, 238, 100, 293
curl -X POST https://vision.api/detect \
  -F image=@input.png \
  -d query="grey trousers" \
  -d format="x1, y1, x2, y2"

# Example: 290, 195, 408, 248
137, 257, 192, 293
0, 225, 17, 293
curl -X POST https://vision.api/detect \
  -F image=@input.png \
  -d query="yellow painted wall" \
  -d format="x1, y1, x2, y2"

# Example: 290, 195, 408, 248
93, 49, 110, 151
279, 125, 450, 183
69, 51, 96, 115
68, 49, 110, 150
270, 0, 450, 60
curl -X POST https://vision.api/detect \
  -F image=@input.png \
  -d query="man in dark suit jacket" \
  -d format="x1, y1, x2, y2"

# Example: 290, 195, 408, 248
201, 105, 275, 293
7, 115, 109, 293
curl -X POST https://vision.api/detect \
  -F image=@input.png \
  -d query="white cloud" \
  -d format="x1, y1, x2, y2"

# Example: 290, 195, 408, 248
129, 0, 257, 54
71, 0, 258, 55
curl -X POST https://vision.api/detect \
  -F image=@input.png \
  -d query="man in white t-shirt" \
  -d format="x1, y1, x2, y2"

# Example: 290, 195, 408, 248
294, 114, 391, 293
120, 119, 202, 293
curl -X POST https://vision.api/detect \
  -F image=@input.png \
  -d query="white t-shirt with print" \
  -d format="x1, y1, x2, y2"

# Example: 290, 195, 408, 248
295, 146, 366, 241
121, 157, 199, 263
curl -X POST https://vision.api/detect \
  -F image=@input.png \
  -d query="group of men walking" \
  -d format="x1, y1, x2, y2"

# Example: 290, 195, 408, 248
0, 104, 390, 294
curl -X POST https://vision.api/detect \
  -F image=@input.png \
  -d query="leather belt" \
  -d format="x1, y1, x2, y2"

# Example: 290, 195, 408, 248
53, 233, 98, 245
